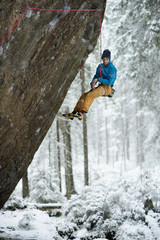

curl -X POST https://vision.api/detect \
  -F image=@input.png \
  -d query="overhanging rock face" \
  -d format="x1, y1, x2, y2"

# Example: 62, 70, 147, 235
0, 0, 106, 208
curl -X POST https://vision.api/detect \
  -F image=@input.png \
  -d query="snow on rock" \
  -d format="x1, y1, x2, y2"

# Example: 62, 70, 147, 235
63, 6, 71, 16
21, 60, 29, 70
7, 83, 15, 93
88, 44, 94, 51
0, 42, 9, 55
35, 127, 41, 135
49, 17, 59, 32
26, 9, 33, 18
82, 38, 87, 43
0, 46, 3, 56
35, 11, 40, 20
70, 37, 76, 45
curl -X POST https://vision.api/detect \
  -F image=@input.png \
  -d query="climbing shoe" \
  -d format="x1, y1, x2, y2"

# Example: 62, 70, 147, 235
77, 113, 83, 120
62, 113, 74, 120
71, 112, 83, 120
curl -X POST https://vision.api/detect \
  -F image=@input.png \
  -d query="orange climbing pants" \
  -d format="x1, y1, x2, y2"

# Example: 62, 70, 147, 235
74, 84, 112, 113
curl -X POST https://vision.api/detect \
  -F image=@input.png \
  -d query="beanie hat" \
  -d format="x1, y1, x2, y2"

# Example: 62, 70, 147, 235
101, 49, 111, 60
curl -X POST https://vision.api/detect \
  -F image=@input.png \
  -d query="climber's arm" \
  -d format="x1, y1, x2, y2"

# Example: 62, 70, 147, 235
98, 67, 117, 87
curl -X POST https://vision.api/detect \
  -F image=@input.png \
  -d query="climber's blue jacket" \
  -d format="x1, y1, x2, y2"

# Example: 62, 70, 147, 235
91, 61, 117, 87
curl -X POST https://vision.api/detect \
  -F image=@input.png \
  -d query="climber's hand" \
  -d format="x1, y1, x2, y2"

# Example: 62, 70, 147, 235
93, 78, 98, 84
91, 78, 98, 90
91, 82, 95, 89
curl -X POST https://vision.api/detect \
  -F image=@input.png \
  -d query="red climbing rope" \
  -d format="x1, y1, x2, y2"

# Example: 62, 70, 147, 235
0, 8, 29, 45
100, 9, 102, 62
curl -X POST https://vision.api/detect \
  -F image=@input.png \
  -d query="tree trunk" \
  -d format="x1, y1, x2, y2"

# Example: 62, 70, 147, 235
125, 117, 130, 161
22, 170, 29, 198
139, 113, 145, 166
59, 113, 76, 199
124, 80, 130, 161
0, 0, 106, 208
64, 117, 76, 199
48, 129, 52, 167
56, 116, 62, 192
97, 104, 101, 165
136, 102, 140, 165
105, 100, 109, 164
80, 67, 89, 186
121, 100, 126, 176
136, 102, 145, 167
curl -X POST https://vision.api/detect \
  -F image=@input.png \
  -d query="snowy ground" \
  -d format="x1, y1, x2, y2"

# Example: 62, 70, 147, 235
0, 208, 58, 240
0, 206, 106, 240
0, 163, 160, 240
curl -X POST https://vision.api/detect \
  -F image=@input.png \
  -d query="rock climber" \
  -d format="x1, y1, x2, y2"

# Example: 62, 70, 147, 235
63, 49, 117, 120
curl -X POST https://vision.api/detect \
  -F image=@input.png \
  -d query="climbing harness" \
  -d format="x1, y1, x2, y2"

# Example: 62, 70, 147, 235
108, 88, 115, 97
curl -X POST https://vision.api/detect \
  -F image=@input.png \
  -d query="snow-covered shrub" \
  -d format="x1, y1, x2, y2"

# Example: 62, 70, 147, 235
56, 222, 78, 239
63, 172, 160, 240
116, 220, 153, 240
48, 208, 62, 217
18, 213, 36, 230
3, 194, 27, 210
29, 167, 64, 204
